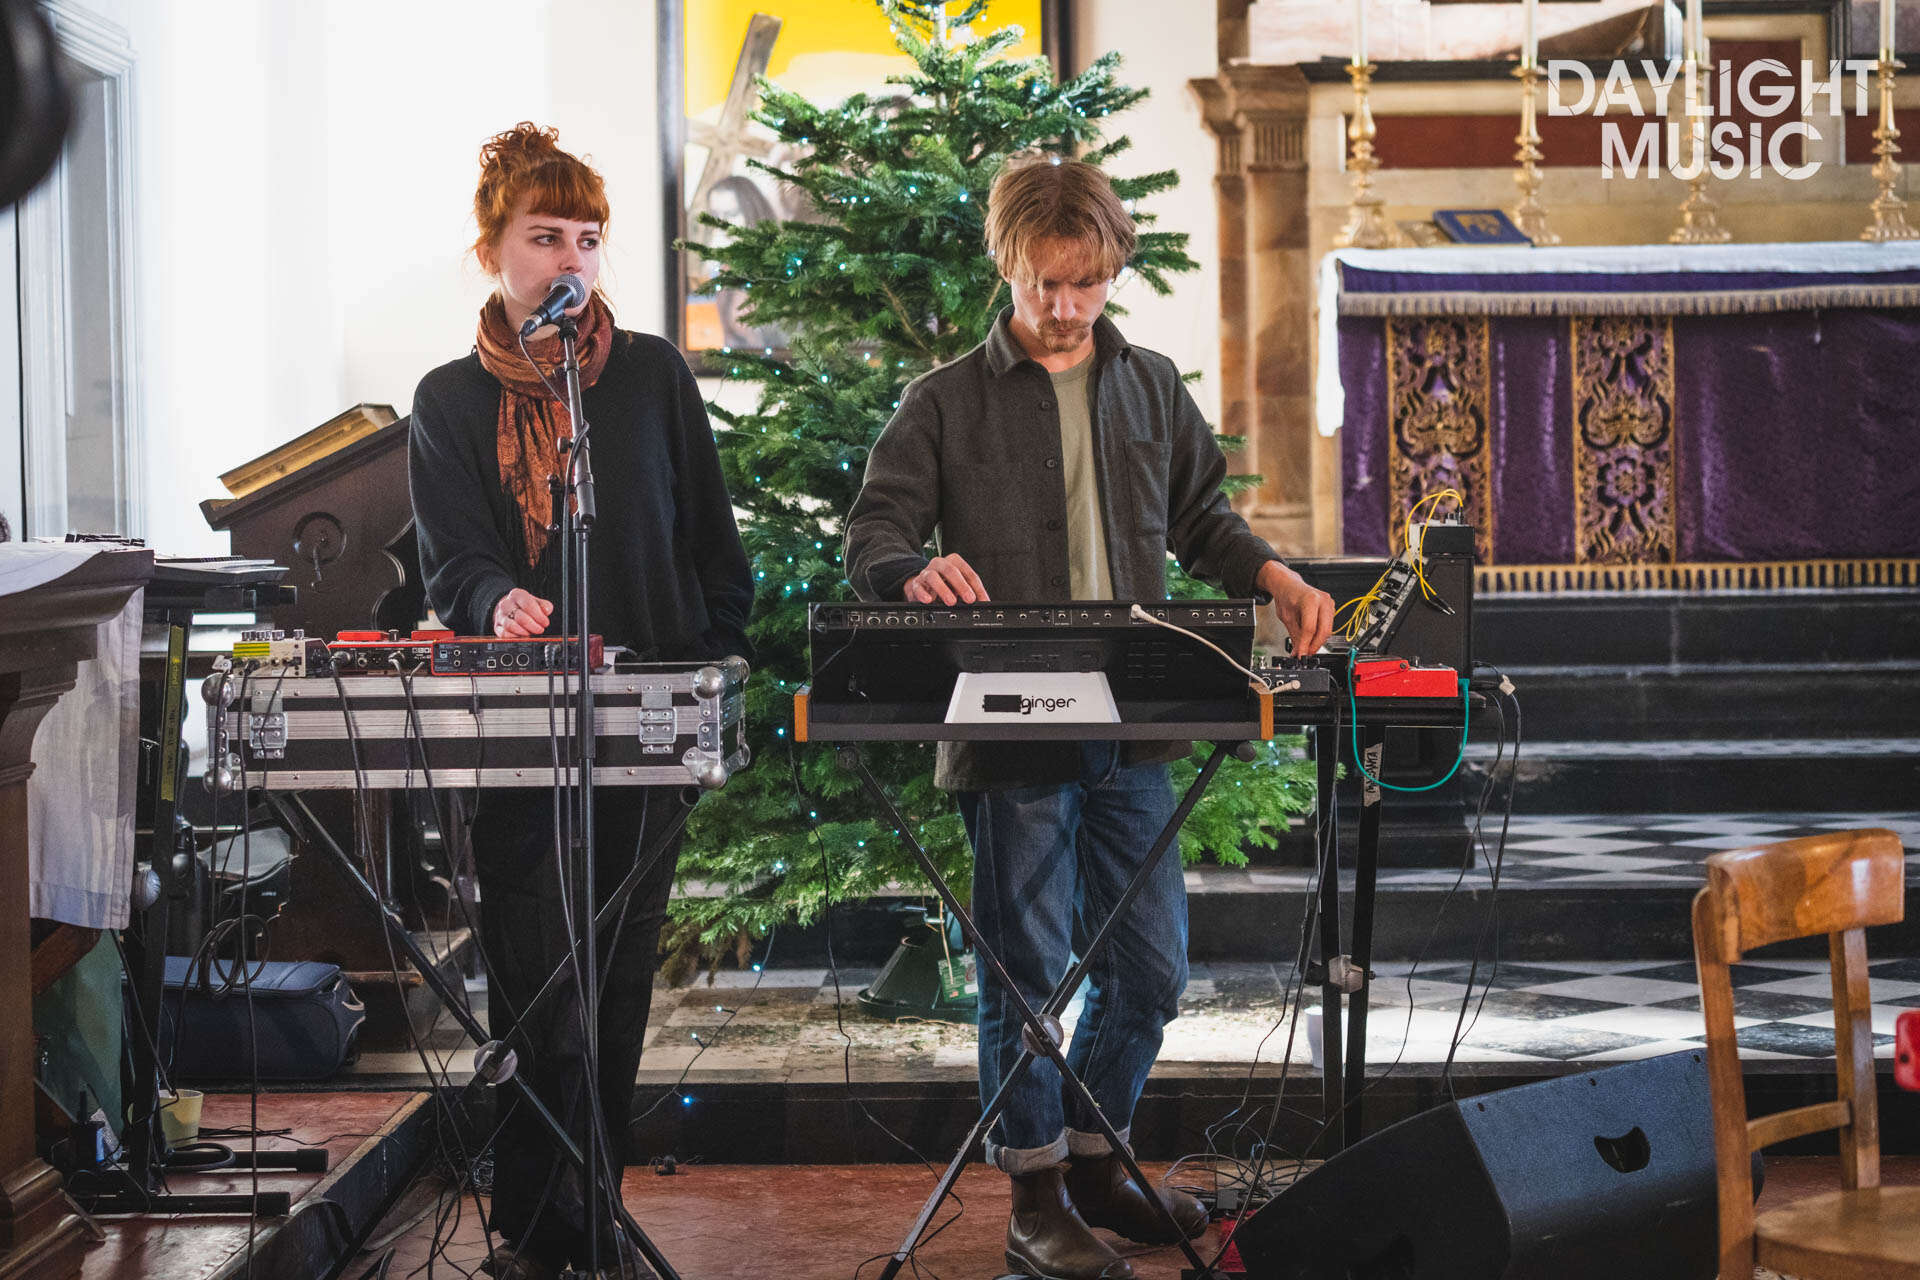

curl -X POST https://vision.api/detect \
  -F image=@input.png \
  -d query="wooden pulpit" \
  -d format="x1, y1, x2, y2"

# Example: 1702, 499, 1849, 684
200, 409, 469, 1049
0, 545, 153, 1280
199, 403, 425, 639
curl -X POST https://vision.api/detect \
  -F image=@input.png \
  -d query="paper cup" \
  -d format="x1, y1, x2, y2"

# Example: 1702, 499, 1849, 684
158, 1089, 203, 1145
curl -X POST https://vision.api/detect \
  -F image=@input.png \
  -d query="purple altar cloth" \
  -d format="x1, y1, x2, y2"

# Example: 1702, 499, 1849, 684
1335, 251, 1920, 567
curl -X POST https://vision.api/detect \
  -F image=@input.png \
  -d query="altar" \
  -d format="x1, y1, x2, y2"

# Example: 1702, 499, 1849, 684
1323, 242, 1920, 591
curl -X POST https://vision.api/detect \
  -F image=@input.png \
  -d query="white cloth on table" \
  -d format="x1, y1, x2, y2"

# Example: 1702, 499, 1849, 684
28, 587, 143, 929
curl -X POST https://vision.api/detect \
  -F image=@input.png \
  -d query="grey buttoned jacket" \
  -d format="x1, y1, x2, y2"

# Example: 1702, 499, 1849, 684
843, 307, 1281, 791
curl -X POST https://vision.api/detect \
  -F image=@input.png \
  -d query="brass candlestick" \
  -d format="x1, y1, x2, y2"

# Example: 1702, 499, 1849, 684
1864, 55, 1919, 241
1670, 56, 1731, 244
1336, 62, 1407, 249
1509, 61, 1560, 245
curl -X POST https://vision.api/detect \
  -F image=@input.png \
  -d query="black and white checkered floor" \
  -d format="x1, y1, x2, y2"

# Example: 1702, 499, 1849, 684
1189, 811, 1920, 890
1176, 811, 1920, 1066
1350, 954, 1919, 1064
347, 813, 1920, 1083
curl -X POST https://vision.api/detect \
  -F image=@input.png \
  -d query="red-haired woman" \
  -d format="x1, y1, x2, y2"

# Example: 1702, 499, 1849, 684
409, 123, 752, 1280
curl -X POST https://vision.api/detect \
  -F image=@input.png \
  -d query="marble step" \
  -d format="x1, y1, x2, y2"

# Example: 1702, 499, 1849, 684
1493, 662, 1920, 741
1473, 588, 1920, 668
1463, 737, 1920, 812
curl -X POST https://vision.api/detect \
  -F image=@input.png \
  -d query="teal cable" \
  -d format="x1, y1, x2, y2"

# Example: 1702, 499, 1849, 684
1346, 652, 1470, 793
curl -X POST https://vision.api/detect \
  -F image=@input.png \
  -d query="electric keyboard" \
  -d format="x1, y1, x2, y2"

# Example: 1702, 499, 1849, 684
799, 600, 1273, 742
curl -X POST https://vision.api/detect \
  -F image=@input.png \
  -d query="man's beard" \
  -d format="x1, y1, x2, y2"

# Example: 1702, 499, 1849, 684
1039, 322, 1089, 351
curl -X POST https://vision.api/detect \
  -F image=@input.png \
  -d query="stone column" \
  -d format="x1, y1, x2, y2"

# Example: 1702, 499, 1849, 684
1229, 66, 1314, 554
1188, 79, 1251, 477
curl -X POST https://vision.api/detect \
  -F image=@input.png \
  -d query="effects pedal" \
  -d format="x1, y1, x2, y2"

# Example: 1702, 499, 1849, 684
1351, 657, 1458, 698
1255, 656, 1334, 695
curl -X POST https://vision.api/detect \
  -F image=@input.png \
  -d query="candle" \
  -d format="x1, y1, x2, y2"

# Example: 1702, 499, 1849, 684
1354, 0, 1367, 67
1686, 0, 1703, 62
1883, 0, 1898, 61
1524, 0, 1537, 68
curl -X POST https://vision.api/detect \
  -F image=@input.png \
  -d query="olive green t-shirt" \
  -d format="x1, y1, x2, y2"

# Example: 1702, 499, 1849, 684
1050, 354, 1113, 601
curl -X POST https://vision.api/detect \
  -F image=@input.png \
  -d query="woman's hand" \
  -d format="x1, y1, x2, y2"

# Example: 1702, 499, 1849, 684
493, 588, 554, 638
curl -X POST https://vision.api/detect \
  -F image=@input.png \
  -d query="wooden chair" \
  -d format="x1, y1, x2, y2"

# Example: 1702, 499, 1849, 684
1693, 828, 1920, 1280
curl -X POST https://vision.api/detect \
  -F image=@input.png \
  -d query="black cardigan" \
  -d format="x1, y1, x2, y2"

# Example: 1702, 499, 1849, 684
408, 329, 753, 662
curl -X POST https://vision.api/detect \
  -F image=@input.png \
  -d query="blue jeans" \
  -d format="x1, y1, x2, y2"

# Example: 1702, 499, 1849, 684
958, 743, 1187, 1175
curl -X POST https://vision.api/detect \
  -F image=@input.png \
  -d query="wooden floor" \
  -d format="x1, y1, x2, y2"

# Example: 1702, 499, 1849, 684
374, 1156, 1920, 1280
70, 1088, 1920, 1279
79, 1090, 422, 1280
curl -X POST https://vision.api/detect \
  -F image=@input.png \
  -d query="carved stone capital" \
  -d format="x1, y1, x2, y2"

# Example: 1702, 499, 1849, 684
1188, 77, 1243, 175
1222, 65, 1309, 172
1237, 114, 1305, 170
1220, 63, 1310, 124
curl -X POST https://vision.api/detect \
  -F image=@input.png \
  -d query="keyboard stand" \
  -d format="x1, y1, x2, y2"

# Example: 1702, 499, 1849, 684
835, 740, 1248, 1280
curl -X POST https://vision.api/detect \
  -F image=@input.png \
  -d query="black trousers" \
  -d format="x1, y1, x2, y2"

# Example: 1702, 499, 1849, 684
472, 785, 686, 1264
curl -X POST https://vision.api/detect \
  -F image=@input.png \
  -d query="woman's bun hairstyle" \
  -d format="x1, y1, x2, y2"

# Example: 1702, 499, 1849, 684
472, 122, 610, 268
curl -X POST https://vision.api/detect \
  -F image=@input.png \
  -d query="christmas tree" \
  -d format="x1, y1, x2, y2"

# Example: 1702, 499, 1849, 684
667, 0, 1316, 972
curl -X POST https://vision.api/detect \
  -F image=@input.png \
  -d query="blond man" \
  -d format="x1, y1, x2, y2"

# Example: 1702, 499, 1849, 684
845, 157, 1333, 1280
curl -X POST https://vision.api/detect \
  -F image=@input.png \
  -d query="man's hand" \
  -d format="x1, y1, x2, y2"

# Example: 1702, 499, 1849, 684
493, 588, 554, 638
904, 554, 989, 606
1256, 560, 1335, 657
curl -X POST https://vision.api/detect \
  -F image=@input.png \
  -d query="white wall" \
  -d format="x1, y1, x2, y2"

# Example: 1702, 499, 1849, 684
121, 0, 1215, 554
1072, 0, 1222, 423
125, 0, 665, 555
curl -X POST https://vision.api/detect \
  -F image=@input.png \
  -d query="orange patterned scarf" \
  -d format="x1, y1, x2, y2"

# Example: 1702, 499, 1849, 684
474, 291, 615, 566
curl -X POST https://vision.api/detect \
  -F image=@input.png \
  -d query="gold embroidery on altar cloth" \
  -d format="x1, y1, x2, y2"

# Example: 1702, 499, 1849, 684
1477, 559, 1920, 593
1383, 316, 1494, 564
1570, 316, 1678, 565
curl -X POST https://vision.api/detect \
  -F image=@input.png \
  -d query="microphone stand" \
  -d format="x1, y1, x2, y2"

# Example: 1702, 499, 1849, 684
553, 313, 610, 1275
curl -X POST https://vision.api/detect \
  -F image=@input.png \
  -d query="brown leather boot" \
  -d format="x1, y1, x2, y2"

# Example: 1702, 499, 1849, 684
1006, 1165, 1135, 1280
1065, 1153, 1209, 1245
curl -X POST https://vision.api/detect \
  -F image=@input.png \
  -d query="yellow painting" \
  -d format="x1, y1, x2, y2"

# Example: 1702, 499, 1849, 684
686, 1, 1044, 119
680, 1, 1048, 355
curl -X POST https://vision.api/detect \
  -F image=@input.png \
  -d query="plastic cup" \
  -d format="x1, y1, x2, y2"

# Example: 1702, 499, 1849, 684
158, 1089, 203, 1145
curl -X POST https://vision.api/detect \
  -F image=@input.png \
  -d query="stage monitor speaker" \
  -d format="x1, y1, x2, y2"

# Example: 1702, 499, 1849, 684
1233, 1050, 1760, 1280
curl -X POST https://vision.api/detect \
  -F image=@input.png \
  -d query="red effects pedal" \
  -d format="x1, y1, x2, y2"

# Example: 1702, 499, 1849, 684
1351, 657, 1458, 698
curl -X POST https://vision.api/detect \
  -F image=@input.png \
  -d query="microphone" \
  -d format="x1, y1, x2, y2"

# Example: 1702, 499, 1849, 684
519, 274, 586, 335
